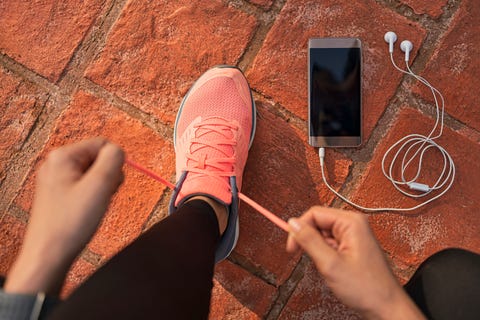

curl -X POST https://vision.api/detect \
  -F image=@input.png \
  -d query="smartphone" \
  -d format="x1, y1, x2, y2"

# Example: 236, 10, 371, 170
308, 38, 362, 147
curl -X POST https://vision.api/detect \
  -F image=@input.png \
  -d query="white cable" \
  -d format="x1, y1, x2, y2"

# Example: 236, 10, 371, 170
319, 54, 455, 212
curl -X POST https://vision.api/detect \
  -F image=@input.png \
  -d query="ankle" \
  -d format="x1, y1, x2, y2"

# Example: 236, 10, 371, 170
186, 196, 228, 235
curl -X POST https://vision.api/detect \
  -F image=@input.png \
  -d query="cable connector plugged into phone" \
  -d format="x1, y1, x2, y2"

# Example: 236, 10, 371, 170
316, 32, 457, 213
319, 147, 325, 166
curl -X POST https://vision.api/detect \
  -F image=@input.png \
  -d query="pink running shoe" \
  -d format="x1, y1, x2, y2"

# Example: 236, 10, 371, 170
169, 65, 256, 262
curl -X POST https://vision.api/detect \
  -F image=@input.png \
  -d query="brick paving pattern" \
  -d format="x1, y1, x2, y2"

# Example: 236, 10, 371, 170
0, 0, 478, 318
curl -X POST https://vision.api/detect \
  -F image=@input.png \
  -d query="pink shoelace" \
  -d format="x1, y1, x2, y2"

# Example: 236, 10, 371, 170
185, 117, 238, 192
125, 159, 289, 232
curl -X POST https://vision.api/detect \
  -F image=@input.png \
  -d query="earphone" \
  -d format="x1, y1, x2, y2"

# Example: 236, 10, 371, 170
384, 31, 397, 53
400, 40, 413, 61
318, 32, 455, 212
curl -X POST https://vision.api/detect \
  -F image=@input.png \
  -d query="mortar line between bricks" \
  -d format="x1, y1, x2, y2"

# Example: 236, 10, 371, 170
80, 77, 174, 140
80, 247, 104, 267
321, 95, 407, 209
374, 0, 460, 26
405, 93, 480, 142
4, 204, 29, 224
18, 96, 51, 154
252, 90, 307, 132
375, 0, 462, 82
247, 0, 468, 212
140, 187, 174, 232
403, 5, 463, 81
225, 0, 269, 14
56, 0, 129, 94
327, 74, 473, 210
0, 94, 63, 216
227, 251, 279, 287
237, 0, 288, 72
0, 96, 51, 196
265, 255, 308, 320
0, 53, 59, 94
346, 0, 462, 159
250, 61, 456, 213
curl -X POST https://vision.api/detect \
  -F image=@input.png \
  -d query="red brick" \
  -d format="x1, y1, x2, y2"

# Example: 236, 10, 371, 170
210, 260, 276, 319
350, 108, 480, 267
279, 260, 359, 319
413, 0, 480, 131
0, 214, 26, 275
247, 0, 425, 140
458, 126, 480, 144
399, 0, 448, 18
0, 66, 45, 184
400, 0, 448, 18
0, 0, 106, 82
14, 91, 175, 259
86, 0, 257, 124
248, 0, 274, 9
236, 104, 351, 284
210, 282, 259, 320
60, 258, 96, 299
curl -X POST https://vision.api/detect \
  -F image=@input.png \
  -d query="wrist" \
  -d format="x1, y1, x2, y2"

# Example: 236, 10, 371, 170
5, 239, 75, 295
363, 287, 425, 320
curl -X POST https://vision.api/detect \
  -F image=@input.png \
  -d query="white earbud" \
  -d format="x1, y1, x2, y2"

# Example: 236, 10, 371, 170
400, 40, 413, 62
384, 31, 397, 53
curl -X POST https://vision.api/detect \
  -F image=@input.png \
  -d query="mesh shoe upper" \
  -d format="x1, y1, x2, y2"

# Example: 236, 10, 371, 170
173, 67, 254, 206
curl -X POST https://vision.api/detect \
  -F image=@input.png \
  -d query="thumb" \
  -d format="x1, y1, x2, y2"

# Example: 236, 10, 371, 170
288, 218, 338, 274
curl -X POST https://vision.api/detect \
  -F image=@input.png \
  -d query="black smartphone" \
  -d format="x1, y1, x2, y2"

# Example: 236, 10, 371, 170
308, 38, 362, 147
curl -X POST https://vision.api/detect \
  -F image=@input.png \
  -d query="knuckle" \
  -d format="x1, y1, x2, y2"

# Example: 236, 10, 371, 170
103, 143, 125, 165
46, 148, 67, 165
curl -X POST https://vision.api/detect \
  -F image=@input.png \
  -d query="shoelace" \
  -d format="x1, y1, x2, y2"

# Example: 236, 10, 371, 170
185, 117, 238, 191
126, 159, 290, 232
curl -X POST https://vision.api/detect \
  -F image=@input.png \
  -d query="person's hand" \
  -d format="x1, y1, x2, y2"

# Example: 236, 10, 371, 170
286, 207, 425, 320
5, 138, 124, 295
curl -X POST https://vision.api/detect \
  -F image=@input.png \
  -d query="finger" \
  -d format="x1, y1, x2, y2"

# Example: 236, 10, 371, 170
80, 142, 125, 197
287, 206, 342, 254
301, 206, 370, 248
286, 233, 300, 253
299, 206, 349, 230
288, 218, 338, 274
46, 138, 108, 174
38, 138, 109, 185
61, 138, 109, 172
324, 237, 339, 250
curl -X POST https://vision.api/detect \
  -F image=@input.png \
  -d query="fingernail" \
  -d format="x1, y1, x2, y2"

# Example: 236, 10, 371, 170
288, 218, 301, 232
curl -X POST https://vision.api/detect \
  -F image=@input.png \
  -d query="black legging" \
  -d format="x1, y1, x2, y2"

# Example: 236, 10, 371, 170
49, 199, 220, 319
2, 200, 479, 319
405, 248, 480, 320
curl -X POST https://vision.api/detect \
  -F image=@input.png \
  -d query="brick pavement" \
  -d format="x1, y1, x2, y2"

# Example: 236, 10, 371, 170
0, 0, 478, 318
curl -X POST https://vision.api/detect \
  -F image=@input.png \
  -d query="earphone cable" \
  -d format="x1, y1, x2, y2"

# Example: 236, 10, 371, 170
319, 52, 455, 212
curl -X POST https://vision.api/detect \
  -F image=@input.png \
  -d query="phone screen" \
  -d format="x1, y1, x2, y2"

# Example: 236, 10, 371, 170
309, 41, 361, 147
